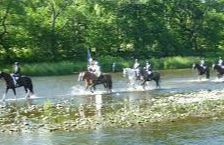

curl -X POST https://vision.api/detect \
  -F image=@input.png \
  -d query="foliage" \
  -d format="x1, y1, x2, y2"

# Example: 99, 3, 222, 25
0, 0, 223, 66
0, 56, 220, 76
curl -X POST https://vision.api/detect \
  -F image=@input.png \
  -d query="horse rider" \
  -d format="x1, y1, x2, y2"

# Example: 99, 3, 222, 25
88, 59, 103, 82
87, 58, 94, 72
218, 57, 224, 68
144, 60, 152, 75
133, 59, 140, 77
200, 58, 207, 70
11, 62, 21, 86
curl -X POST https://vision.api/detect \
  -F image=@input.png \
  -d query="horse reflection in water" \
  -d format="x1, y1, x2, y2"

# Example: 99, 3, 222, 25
192, 63, 210, 79
78, 71, 112, 93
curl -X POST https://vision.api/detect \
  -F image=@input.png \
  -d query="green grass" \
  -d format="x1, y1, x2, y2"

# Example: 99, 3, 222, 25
22, 61, 87, 76
0, 56, 219, 76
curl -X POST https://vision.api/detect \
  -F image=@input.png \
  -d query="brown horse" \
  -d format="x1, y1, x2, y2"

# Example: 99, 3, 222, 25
78, 71, 112, 93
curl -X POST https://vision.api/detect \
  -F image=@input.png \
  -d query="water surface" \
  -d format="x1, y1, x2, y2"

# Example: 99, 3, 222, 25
0, 69, 224, 145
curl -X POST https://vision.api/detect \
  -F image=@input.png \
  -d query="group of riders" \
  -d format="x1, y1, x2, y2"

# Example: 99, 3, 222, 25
9, 56, 224, 87
199, 57, 224, 69
86, 56, 224, 81
131, 59, 153, 79
87, 58, 153, 81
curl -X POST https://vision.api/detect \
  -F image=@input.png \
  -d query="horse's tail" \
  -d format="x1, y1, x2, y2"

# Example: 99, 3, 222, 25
30, 80, 34, 94
22, 76, 34, 94
153, 71, 161, 87
104, 74, 112, 90
27, 77, 34, 94
108, 76, 112, 90
156, 72, 161, 87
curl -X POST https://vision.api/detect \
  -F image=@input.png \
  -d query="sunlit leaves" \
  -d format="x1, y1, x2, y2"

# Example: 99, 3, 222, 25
0, 0, 224, 62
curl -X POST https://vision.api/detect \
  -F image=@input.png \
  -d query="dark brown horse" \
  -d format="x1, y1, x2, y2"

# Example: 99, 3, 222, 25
139, 68, 161, 89
0, 71, 34, 101
78, 71, 112, 93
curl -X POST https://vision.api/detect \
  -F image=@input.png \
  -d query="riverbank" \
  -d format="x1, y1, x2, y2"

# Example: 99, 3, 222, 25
0, 56, 218, 76
1, 89, 224, 133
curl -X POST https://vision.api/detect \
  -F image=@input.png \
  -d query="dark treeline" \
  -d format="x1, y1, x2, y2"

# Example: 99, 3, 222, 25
0, 0, 224, 64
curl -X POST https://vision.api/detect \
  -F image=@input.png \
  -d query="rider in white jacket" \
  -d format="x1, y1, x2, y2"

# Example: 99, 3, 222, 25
144, 60, 152, 75
133, 59, 140, 77
88, 59, 103, 81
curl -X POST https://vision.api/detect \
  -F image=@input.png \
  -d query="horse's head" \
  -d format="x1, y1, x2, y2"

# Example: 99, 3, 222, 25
0, 71, 5, 79
193, 63, 204, 71
77, 72, 85, 81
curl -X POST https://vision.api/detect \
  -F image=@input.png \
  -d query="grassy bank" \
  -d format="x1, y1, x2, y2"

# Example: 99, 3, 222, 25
0, 56, 218, 76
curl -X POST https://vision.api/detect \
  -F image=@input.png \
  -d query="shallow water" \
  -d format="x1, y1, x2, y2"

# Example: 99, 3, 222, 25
1, 69, 224, 144
1, 118, 224, 145
0, 69, 223, 105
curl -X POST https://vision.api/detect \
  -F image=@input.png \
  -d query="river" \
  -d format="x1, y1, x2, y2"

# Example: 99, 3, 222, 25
0, 69, 224, 145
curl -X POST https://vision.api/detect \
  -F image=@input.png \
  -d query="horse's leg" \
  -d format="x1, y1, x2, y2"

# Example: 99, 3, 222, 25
141, 80, 146, 89
103, 82, 108, 88
12, 88, 17, 100
90, 84, 95, 93
2, 87, 9, 102
105, 82, 112, 93
155, 79, 159, 88
84, 80, 91, 90
24, 87, 30, 99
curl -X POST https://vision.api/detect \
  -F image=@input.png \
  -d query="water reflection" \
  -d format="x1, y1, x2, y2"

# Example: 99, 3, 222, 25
1, 118, 224, 145
95, 94, 102, 117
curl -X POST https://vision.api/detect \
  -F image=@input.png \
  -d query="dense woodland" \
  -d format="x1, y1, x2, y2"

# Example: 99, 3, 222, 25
0, 0, 224, 64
